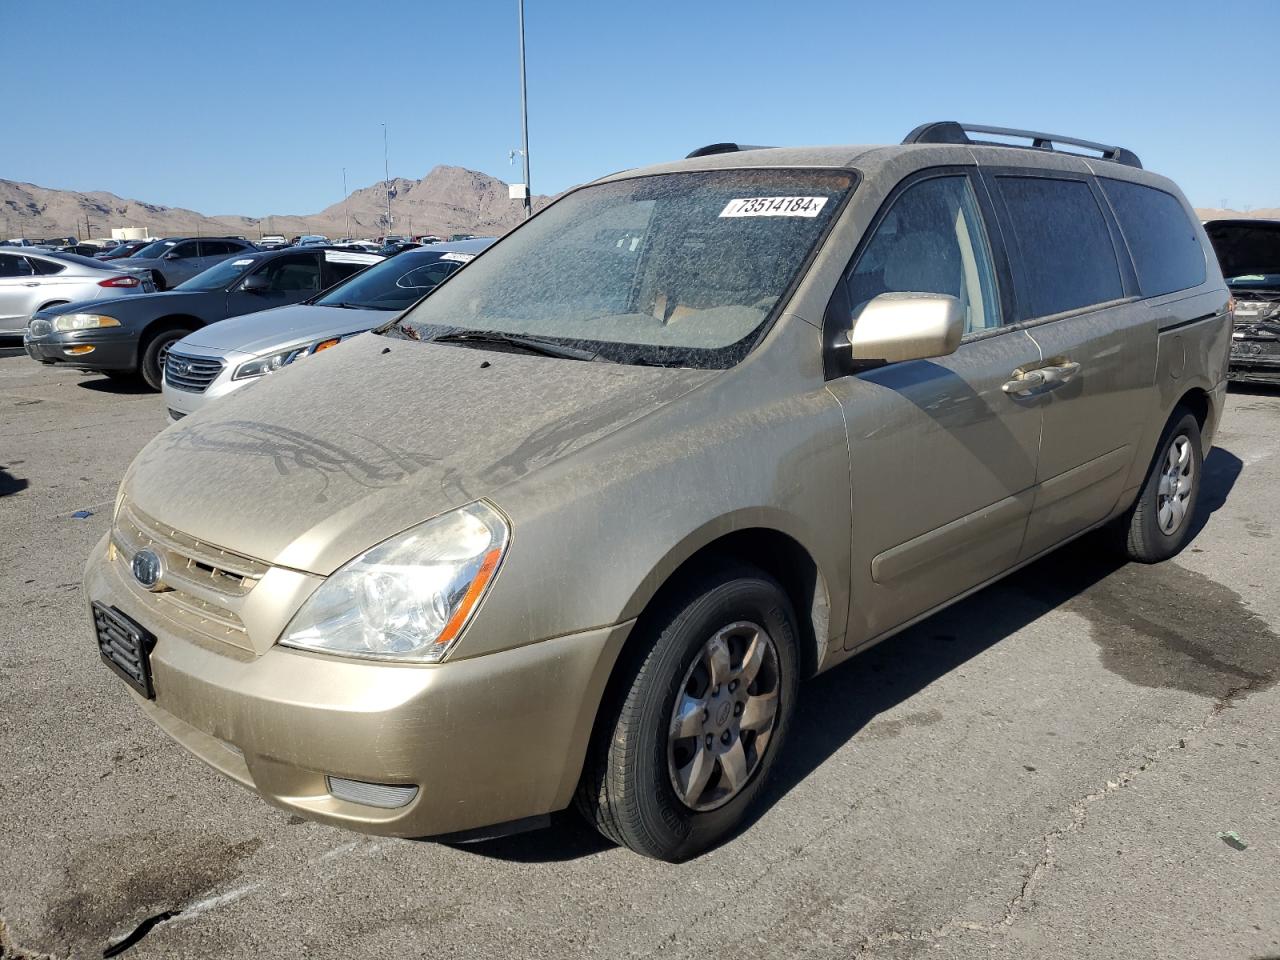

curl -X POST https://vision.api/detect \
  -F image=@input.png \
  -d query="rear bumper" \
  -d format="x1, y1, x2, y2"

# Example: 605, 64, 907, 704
84, 533, 631, 837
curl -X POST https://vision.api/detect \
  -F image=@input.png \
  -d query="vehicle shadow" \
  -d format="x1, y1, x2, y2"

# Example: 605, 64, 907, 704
0, 466, 29, 497
451, 446, 1244, 864
75, 375, 152, 395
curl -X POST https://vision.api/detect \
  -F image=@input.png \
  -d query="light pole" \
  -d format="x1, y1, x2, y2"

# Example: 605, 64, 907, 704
382, 123, 393, 238
343, 167, 350, 239
517, 0, 531, 219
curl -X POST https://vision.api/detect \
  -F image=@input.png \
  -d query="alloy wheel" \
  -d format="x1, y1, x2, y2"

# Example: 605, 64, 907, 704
667, 620, 781, 812
1157, 434, 1194, 535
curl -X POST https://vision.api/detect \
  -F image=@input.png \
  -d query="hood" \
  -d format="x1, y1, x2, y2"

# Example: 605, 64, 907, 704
179, 304, 391, 356
125, 333, 716, 575
38, 290, 212, 319
1203, 220, 1280, 281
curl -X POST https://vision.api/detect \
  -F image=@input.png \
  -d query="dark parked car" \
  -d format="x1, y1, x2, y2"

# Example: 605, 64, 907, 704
1203, 219, 1280, 384
24, 246, 382, 388
97, 240, 153, 260
376, 240, 424, 256
46, 243, 103, 258
116, 236, 259, 290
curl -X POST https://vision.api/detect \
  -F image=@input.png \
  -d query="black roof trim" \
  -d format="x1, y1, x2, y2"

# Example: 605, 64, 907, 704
903, 121, 1142, 169
685, 142, 775, 159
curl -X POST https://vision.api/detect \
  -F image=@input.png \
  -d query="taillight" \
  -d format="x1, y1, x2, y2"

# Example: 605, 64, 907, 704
98, 275, 140, 288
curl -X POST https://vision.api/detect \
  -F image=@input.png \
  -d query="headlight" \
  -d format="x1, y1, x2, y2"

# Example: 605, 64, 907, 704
279, 501, 509, 663
52, 313, 121, 332
232, 347, 306, 380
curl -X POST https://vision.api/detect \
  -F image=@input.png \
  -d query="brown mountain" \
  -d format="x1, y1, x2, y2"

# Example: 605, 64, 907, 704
0, 165, 553, 241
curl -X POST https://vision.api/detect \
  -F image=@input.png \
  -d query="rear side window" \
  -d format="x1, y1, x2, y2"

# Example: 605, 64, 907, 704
1099, 179, 1205, 296
27, 257, 65, 276
997, 177, 1123, 318
0, 254, 36, 277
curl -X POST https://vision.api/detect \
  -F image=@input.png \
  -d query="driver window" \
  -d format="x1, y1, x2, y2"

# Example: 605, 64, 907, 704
259, 254, 321, 293
846, 175, 1001, 334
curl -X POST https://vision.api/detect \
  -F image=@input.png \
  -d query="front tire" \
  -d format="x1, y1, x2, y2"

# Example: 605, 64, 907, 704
1120, 409, 1203, 563
576, 564, 799, 861
139, 328, 191, 391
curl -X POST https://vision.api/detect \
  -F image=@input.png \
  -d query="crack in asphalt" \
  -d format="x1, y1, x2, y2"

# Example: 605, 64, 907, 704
842, 669, 1277, 958
999, 669, 1273, 932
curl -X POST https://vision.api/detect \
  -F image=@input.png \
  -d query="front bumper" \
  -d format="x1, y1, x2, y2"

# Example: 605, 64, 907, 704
1229, 326, 1280, 383
24, 329, 137, 370
162, 350, 254, 421
84, 533, 630, 837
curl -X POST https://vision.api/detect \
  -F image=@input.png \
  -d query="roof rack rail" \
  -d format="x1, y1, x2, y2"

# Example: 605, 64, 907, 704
902, 121, 1142, 169
685, 142, 774, 159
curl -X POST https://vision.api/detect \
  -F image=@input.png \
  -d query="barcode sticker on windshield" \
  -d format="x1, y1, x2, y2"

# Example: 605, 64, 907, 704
439, 252, 475, 262
719, 197, 828, 218
232, 259, 255, 266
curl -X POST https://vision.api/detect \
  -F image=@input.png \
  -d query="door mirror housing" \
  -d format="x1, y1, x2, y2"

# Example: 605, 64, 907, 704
240, 273, 269, 293
162, 251, 180, 260
846, 292, 963, 364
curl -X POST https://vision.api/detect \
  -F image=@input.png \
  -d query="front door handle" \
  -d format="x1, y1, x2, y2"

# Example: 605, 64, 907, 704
23, 282, 40, 287
1002, 360, 1081, 395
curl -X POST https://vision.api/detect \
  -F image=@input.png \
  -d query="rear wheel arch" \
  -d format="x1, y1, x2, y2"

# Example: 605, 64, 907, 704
1174, 386, 1210, 433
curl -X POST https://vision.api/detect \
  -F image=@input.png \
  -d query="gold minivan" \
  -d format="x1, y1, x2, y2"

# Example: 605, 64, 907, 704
86, 122, 1231, 860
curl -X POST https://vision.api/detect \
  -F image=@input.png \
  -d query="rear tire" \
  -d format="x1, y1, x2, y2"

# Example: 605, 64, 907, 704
1120, 408, 1203, 563
139, 329, 190, 392
576, 563, 799, 861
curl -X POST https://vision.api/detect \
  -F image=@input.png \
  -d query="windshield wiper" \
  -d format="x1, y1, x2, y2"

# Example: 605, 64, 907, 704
323, 301, 369, 310
429, 330, 599, 361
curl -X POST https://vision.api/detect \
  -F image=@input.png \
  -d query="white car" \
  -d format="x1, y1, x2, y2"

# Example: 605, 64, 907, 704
163, 238, 493, 420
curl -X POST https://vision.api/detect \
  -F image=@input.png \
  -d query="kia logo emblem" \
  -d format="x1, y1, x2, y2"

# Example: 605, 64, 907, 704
131, 549, 165, 591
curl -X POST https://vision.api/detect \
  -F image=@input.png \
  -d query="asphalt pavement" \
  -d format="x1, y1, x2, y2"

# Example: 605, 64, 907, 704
1, 348, 1277, 960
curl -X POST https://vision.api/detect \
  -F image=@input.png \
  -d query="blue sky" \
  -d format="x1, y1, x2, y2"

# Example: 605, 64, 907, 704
6, 0, 1276, 215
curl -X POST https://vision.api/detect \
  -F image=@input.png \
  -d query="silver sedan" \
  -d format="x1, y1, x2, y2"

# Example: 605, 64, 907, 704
0, 247, 153, 336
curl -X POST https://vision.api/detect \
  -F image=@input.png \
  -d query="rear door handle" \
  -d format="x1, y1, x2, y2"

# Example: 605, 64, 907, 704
1002, 360, 1081, 395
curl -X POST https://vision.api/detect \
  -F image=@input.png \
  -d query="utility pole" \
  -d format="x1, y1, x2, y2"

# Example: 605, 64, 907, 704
382, 123, 393, 238
517, 0, 532, 219
343, 167, 350, 238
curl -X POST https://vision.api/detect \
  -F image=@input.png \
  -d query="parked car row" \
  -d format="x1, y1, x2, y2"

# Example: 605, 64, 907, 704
26, 245, 385, 387
1, 247, 155, 337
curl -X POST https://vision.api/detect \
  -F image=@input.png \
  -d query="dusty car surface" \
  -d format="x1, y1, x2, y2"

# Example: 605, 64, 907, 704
84, 122, 1231, 861
1203, 218, 1280, 383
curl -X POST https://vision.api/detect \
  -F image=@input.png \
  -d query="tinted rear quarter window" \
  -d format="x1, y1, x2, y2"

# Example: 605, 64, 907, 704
1099, 179, 1205, 296
997, 176, 1123, 318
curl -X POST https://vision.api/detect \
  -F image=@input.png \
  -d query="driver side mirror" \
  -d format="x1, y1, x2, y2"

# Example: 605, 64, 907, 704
240, 273, 269, 293
846, 292, 963, 364
162, 251, 180, 260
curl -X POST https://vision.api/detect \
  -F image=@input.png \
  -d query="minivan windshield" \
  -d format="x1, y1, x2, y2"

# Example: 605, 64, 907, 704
175, 255, 260, 291
392, 169, 854, 367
